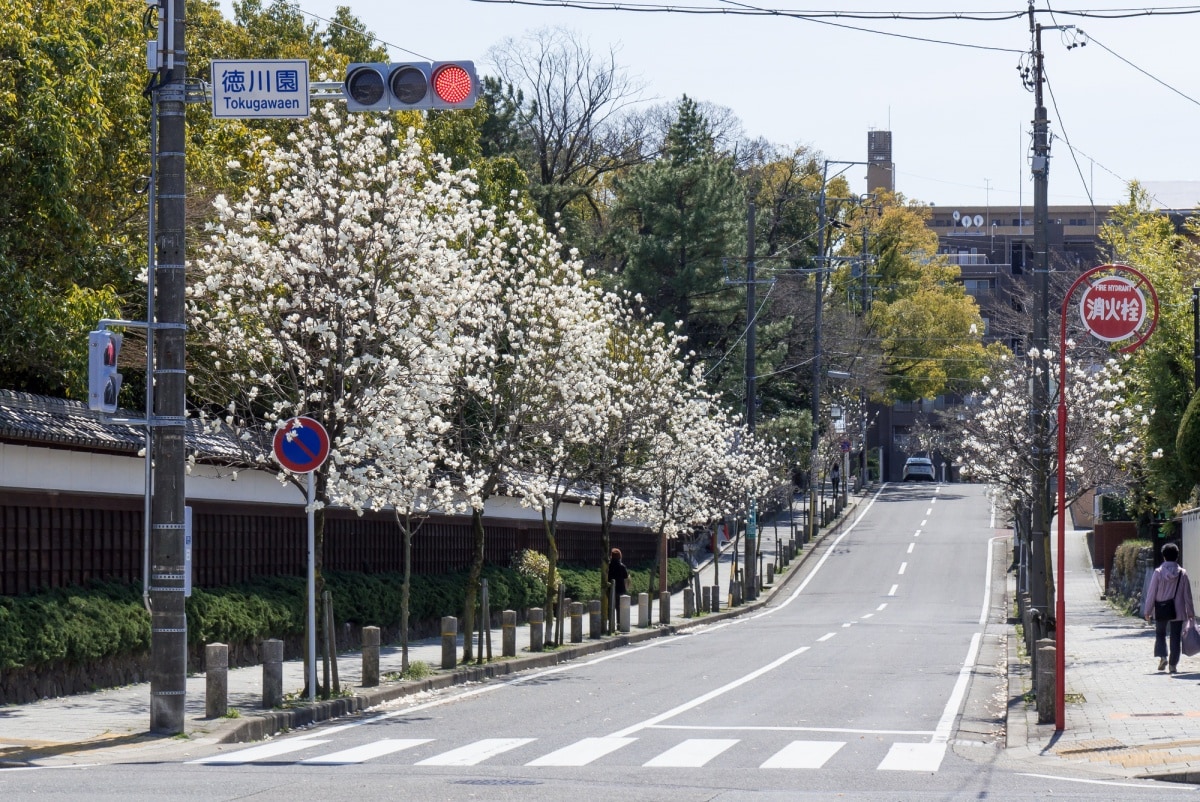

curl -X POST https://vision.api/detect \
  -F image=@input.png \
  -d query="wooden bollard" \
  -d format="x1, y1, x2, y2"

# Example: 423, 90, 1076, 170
529, 607, 544, 651
502, 609, 517, 657
589, 599, 601, 639
618, 595, 631, 633
441, 616, 457, 669
570, 601, 583, 643
659, 591, 670, 624
361, 626, 380, 687
262, 638, 283, 708
205, 642, 228, 719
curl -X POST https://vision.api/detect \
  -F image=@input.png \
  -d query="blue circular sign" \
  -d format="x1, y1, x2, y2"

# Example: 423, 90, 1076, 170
273, 416, 330, 473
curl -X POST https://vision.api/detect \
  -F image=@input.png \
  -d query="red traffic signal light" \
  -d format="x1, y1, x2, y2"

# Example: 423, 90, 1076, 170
88, 329, 123, 414
343, 61, 477, 112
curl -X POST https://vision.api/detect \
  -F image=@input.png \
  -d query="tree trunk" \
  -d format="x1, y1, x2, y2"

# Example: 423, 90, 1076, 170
463, 509, 486, 663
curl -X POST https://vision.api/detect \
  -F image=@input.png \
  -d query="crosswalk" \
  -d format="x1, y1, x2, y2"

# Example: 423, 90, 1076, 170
190, 735, 948, 772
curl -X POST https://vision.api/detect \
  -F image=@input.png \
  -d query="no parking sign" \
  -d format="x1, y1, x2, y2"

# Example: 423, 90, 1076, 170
273, 416, 330, 473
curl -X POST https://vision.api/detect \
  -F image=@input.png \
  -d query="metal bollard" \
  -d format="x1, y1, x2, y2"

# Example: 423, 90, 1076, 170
361, 626, 380, 687
684, 587, 695, 618
205, 642, 228, 719
619, 595, 631, 633
502, 609, 517, 657
589, 600, 601, 639
441, 616, 457, 669
637, 592, 650, 628
570, 602, 584, 643
659, 591, 670, 624
529, 608, 545, 652
262, 638, 283, 709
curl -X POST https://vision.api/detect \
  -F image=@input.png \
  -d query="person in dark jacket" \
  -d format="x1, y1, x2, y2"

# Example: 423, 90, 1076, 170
609, 548, 629, 599
1143, 542, 1196, 673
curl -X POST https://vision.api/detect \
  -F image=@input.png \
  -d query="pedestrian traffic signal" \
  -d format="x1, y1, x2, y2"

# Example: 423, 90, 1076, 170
88, 330, 122, 414
343, 61, 478, 112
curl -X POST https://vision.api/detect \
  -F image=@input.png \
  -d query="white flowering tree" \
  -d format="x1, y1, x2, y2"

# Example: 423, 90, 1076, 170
188, 107, 500, 685
956, 348, 1145, 607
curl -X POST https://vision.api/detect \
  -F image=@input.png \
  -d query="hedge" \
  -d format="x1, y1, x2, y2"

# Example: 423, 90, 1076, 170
0, 558, 692, 671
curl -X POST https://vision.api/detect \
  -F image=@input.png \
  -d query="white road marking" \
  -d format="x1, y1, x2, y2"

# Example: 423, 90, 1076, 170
526, 737, 635, 766
761, 740, 844, 769
898, 562, 907, 575
609, 647, 811, 738
877, 603, 888, 611
300, 738, 431, 765
861, 613, 874, 619
651, 724, 935, 736
643, 738, 738, 767
818, 632, 837, 641
925, 508, 932, 516
190, 739, 329, 764
907, 543, 915, 554
877, 742, 946, 772
921, 519, 927, 526
1018, 773, 1196, 790
416, 737, 534, 766
888, 584, 899, 596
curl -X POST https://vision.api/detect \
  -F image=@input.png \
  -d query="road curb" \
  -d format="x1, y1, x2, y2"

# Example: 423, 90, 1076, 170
199, 497, 860, 746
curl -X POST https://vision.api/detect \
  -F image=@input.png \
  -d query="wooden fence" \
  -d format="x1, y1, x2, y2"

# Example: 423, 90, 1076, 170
0, 490, 659, 596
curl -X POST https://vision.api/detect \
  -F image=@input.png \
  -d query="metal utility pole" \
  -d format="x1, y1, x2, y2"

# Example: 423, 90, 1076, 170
1028, 10, 1053, 638
744, 203, 757, 601
149, 0, 189, 734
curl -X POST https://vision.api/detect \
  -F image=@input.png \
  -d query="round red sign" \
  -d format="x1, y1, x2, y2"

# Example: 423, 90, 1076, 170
1078, 275, 1147, 342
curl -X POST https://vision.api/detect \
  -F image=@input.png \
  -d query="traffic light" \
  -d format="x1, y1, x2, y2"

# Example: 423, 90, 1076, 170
88, 330, 122, 414
343, 61, 478, 112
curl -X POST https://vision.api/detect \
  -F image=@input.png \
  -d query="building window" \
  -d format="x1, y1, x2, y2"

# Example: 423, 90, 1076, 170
963, 279, 993, 297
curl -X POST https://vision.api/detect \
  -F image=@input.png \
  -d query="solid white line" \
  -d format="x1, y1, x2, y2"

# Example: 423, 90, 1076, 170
608, 647, 811, 737
300, 738, 431, 765
934, 632, 982, 743
526, 737, 635, 767
818, 632, 837, 641
878, 742, 946, 772
898, 562, 907, 575
651, 724, 936, 736
416, 738, 534, 766
982, 536, 1001, 627
761, 740, 844, 769
1017, 773, 1198, 790
643, 738, 738, 767
889, 584, 899, 596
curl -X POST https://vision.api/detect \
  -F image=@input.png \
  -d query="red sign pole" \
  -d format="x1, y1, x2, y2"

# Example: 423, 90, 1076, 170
1055, 265, 1158, 731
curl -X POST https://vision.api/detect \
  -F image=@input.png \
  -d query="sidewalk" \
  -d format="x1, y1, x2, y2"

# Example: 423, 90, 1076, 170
1007, 525, 1200, 783
0, 493, 854, 768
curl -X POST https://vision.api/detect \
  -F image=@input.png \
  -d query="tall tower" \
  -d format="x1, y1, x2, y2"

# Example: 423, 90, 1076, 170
867, 130, 894, 194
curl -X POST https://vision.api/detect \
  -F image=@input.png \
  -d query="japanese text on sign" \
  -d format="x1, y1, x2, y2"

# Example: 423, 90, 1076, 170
211, 59, 310, 119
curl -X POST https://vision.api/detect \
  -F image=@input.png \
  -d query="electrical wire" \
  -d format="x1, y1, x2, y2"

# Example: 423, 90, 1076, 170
1079, 30, 1200, 109
702, 281, 777, 378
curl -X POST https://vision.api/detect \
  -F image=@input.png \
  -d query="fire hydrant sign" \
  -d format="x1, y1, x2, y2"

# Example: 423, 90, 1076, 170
211, 59, 310, 119
1078, 274, 1147, 342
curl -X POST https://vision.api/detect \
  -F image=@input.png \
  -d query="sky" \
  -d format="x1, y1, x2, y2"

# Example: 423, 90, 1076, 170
216, 1, 1200, 210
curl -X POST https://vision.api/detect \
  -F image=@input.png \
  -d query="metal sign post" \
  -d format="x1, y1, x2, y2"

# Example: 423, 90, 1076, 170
1055, 264, 1158, 731
273, 416, 330, 702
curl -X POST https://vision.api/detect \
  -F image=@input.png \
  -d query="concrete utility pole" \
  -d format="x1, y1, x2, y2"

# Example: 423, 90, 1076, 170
1028, 9, 1053, 638
810, 178, 828, 540
744, 202, 757, 601
149, 0, 189, 734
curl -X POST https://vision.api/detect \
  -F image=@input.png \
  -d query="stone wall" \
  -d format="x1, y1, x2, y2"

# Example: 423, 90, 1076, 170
1107, 541, 1153, 615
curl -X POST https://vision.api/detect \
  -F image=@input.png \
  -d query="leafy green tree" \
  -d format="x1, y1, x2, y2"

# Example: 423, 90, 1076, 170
610, 96, 745, 367
1103, 185, 1200, 512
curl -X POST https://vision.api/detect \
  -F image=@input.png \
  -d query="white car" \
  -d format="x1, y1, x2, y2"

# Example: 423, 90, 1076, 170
902, 456, 936, 481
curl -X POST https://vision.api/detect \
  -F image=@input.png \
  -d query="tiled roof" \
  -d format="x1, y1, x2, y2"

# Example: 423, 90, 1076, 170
0, 390, 263, 464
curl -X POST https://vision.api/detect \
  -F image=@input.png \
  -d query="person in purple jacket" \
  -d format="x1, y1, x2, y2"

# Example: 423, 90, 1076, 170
1143, 542, 1196, 674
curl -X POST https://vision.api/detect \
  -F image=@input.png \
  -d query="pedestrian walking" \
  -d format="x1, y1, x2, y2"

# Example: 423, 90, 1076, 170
1142, 542, 1195, 673
830, 462, 840, 498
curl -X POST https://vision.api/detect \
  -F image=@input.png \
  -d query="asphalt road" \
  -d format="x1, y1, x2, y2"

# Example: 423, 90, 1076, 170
3, 483, 1187, 800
